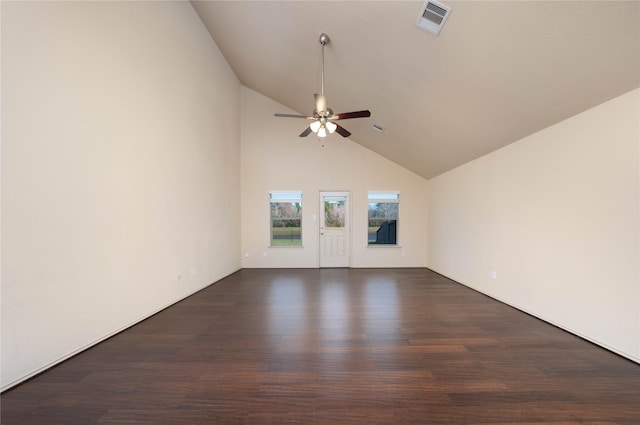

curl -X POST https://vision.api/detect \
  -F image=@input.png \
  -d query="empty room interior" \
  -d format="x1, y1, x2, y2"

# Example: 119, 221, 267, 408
1, 1, 639, 423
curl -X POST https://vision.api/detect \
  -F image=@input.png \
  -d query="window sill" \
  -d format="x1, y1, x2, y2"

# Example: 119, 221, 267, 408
269, 245, 304, 249
366, 244, 402, 248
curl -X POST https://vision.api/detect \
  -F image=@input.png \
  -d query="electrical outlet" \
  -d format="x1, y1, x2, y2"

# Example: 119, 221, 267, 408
490, 271, 497, 280
190, 267, 197, 277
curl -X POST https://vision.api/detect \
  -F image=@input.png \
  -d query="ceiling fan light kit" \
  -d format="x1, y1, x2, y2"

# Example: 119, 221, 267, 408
274, 33, 371, 139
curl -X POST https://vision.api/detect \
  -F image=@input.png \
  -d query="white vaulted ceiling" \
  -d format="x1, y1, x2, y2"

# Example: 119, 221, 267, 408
191, 1, 640, 179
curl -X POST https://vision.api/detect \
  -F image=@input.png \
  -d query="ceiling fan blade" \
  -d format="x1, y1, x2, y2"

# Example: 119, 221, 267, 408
334, 124, 351, 138
332, 110, 371, 120
314, 94, 327, 114
299, 127, 313, 137
274, 113, 312, 119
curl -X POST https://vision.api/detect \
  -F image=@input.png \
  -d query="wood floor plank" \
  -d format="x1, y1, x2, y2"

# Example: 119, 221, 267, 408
2, 268, 639, 424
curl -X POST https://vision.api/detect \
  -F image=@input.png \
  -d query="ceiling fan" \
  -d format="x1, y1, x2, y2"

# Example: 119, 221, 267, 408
274, 33, 371, 138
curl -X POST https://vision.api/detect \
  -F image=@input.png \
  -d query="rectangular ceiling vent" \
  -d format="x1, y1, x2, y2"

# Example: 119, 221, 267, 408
416, 0, 451, 36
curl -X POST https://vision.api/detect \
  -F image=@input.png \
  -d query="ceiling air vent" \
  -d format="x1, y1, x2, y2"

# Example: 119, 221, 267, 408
416, 0, 451, 36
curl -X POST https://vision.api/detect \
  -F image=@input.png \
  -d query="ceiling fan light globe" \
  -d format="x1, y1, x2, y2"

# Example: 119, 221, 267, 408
318, 127, 327, 138
325, 121, 337, 134
310, 120, 321, 133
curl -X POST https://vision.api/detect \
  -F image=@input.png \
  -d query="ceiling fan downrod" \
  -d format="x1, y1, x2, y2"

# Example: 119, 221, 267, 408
319, 33, 330, 97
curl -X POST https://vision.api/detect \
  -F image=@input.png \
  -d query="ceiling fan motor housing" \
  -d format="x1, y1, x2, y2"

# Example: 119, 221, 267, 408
314, 94, 329, 116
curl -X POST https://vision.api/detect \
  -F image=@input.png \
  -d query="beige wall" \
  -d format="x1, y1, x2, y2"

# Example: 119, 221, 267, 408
427, 89, 640, 361
240, 87, 429, 268
2, 1, 637, 393
1, 1, 241, 390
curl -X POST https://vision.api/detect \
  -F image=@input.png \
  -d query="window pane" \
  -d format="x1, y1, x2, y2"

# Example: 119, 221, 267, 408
324, 199, 346, 229
368, 192, 399, 245
270, 192, 302, 247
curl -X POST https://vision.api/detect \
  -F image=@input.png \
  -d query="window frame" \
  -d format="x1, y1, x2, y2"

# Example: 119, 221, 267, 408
367, 191, 400, 246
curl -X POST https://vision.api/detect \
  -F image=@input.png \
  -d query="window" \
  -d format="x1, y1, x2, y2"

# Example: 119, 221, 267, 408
270, 192, 302, 247
324, 196, 346, 229
368, 192, 399, 245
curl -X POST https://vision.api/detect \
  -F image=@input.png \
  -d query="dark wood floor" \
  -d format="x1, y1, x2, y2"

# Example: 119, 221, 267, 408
2, 268, 640, 424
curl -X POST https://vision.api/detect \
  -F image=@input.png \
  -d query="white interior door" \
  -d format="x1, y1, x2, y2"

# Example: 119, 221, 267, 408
319, 191, 350, 268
